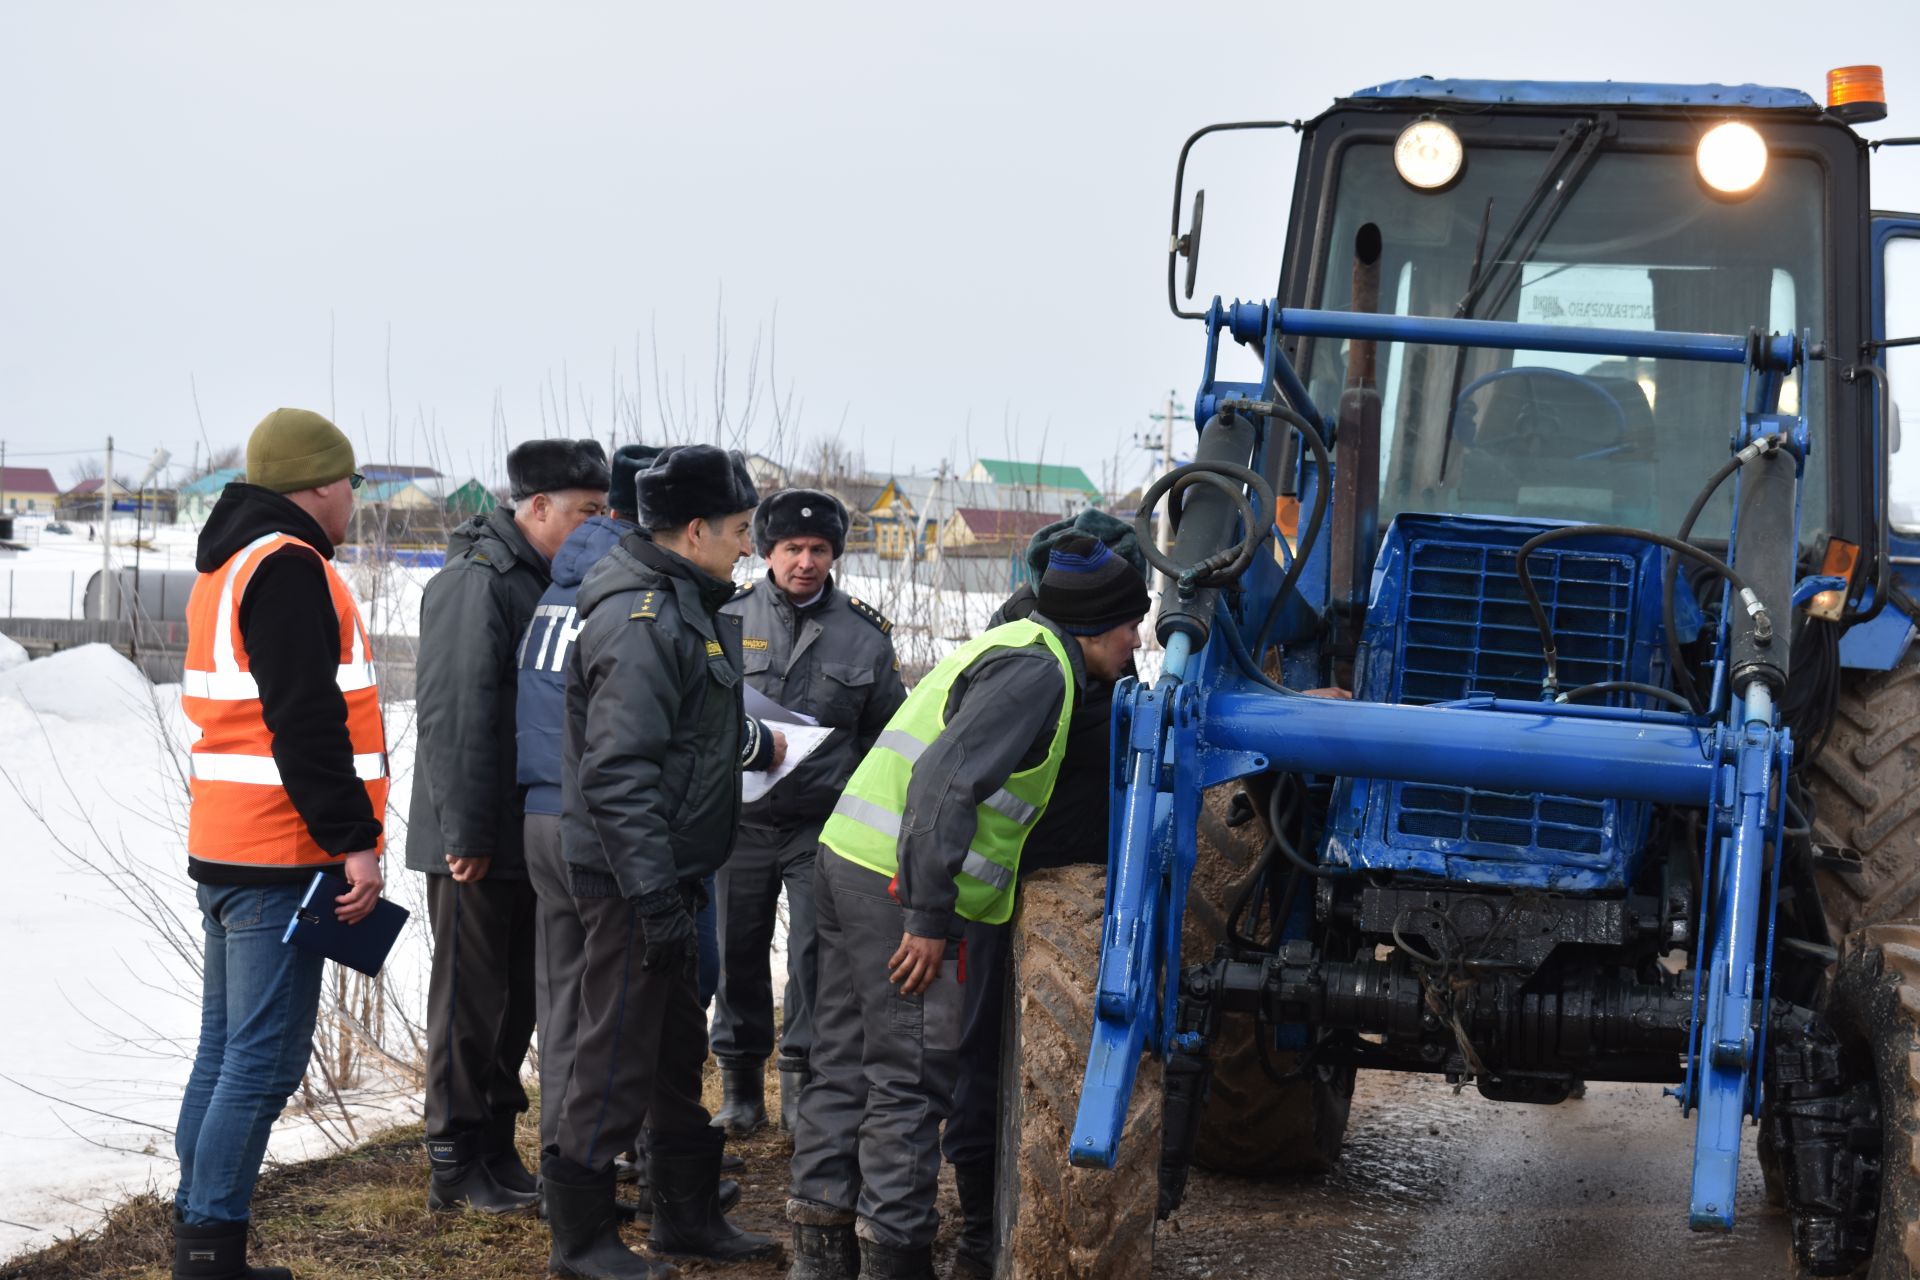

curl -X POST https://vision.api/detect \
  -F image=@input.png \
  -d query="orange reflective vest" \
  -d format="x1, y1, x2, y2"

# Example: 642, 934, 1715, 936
180, 532, 388, 868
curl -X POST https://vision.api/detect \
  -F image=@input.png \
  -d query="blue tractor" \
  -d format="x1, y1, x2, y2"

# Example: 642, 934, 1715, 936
992, 74, 1920, 1277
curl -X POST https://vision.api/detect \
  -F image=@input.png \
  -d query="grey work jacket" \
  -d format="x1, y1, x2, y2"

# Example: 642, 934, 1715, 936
721, 574, 907, 829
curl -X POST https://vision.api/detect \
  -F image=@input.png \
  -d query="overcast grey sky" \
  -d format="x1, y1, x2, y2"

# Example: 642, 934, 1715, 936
2, 1, 1916, 490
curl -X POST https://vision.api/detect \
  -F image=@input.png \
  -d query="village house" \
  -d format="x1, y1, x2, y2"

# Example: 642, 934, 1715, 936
0, 466, 61, 515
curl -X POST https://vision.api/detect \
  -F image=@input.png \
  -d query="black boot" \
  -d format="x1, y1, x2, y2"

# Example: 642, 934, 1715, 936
603, 1174, 738, 1224
722, 1150, 747, 1174
647, 1127, 781, 1263
949, 1161, 994, 1279
858, 1235, 935, 1280
784, 1199, 859, 1280
484, 1110, 538, 1195
709, 1059, 769, 1136
777, 1053, 811, 1134
543, 1153, 679, 1280
426, 1132, 540, 1215
171, 1219, 291, 1280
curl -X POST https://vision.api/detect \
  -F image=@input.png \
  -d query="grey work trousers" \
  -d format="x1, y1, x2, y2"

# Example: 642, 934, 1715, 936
709, 821, 822, 1067
789, 849, 964, 1250
424, 872, 537, 1142
524, 813, 580, 1154
554, 886, 712, 1173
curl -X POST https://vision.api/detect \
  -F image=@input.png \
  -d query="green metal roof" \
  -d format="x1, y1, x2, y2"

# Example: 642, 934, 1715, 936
973, 458, 1100, 496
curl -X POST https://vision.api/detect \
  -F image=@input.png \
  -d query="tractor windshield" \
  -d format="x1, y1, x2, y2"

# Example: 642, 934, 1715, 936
1300, 137, 1828, 544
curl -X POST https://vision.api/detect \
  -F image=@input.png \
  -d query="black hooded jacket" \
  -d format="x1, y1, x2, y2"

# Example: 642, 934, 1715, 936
189, 483, 382, 883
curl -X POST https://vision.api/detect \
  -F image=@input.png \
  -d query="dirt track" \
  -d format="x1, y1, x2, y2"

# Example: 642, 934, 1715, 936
1151, 1072, 1789, 1280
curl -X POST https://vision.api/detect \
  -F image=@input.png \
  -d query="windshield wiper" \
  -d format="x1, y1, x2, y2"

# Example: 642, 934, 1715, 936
1454, 116, 1606, 320
1440, 116, 1609, 480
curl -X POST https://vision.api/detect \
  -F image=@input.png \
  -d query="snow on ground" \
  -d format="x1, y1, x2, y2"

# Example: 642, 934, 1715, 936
0, 643, 432, 1260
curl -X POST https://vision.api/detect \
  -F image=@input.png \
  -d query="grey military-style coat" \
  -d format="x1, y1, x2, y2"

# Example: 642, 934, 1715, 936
721, 573, 907, 829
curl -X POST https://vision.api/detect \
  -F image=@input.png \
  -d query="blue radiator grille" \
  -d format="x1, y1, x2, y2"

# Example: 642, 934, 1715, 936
1387, 538, 1638, 863
1396, 540, 1634, 705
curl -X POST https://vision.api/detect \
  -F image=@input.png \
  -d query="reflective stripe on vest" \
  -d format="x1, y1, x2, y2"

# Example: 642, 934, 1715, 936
181, 531, 388, 867
819, 618, 1072, 925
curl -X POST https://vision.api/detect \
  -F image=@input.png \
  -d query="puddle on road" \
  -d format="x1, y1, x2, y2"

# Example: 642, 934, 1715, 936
1155, 1073, 1792, 1280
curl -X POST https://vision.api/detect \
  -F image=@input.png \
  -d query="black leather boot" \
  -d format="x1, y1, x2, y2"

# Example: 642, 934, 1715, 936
543, 1153, 679, 1280
647, 1127, 781, 1263
484, 1110, 538, 1194
857, 1235, 935, 1280
784, 1199, 859, 1280
777, 1053, 811, 1134
426, 1132, 540, 1215
949, 1161, 995, 1279
171, 1219, 291, 1280
708, 1059, 769, 1136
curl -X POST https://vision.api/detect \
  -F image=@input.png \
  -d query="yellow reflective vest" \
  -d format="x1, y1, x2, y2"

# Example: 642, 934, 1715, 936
819, 618, 1073, 925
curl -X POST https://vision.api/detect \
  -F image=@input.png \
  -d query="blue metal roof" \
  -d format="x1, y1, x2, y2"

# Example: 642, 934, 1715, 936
1349, 78, 1817, 110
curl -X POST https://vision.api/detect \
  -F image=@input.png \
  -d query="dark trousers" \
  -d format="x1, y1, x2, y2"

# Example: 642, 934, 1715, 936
425, 873, 538, 1142
555, 887, 711, 1173
710, 821, 822, 1066
526, 814, 581, 1155
939, 917, 1011, 1170
790, 850, 964, 1250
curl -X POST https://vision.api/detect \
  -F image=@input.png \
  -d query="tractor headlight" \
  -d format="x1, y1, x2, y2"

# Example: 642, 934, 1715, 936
1696, 121, 1768, 196
1394, 119, 1463, 190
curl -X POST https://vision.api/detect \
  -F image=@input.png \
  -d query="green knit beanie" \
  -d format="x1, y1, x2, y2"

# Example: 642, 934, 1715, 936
245, 408, 356, 493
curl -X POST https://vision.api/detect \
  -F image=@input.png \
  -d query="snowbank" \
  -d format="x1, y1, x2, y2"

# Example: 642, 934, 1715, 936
0, 645, 429, 1261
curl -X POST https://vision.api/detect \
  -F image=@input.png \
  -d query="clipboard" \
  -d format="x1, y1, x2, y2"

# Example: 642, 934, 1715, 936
281, 870, 410, 977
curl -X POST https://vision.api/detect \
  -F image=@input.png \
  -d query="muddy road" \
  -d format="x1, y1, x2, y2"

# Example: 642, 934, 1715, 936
1151, 1072, 1790, 1280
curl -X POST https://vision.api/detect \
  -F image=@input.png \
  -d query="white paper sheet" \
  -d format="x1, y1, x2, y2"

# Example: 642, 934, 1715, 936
742, 721, 836, 803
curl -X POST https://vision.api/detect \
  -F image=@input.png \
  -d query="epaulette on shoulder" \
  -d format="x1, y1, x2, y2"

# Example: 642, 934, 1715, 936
731, 580, 756, 602
845, 595, 892, 635
630, 588, 663, 622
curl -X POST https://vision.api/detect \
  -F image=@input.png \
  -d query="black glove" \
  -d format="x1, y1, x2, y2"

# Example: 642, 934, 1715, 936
635, 888, 695, 972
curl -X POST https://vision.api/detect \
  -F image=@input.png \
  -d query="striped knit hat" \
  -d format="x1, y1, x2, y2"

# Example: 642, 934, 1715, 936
1037, 533, 1150, 635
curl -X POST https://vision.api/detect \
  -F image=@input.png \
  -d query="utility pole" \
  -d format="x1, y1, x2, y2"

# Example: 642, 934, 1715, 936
1139, 392, 1188, 650
100, 435, 115, 622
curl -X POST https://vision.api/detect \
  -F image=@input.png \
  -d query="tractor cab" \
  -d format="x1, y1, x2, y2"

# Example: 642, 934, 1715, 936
1266, 79, 1879, 653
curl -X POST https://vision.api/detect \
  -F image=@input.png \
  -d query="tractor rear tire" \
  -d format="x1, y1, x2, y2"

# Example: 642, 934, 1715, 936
1183, 783, 1355, 1175
1807, 658, 1920, 940
1791, 924, 1920, 1278
995, 864, 1160, 1279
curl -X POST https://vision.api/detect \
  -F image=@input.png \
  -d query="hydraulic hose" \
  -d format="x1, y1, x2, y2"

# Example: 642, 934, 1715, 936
1517, 525, 1771, 699
1133, 456, 1275, 593
1557, 680, 1696, 714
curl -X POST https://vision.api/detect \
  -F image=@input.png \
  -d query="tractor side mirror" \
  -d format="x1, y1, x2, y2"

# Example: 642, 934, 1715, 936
1166, 119, 1302, 320
1177, 189, 1205, 300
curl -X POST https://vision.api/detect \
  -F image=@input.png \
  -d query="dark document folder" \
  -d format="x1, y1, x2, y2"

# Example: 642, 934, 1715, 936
281, 871, 409, 977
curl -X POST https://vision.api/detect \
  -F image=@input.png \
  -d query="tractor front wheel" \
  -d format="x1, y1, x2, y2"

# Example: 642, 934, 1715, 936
994, 864, 1161, 1279
1184, 783, 1355, 1174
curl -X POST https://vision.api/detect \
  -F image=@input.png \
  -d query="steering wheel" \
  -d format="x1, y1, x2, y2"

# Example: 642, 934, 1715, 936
1450, 366, 1630, 458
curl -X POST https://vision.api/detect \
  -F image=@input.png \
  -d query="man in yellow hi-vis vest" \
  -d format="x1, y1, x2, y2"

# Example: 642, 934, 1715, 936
785, 534, 1149, 1280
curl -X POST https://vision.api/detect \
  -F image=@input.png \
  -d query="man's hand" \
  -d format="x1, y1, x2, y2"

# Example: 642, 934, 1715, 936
636, 888, 696, 972
887, 932, 946, 996
768, 729, 788, 770
446, 855, 492, 883
335, 850, 384, 924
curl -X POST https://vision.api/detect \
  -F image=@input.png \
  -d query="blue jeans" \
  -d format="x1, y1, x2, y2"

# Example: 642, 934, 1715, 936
174, 881, 325, 1225
697, 873, 719, 1008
